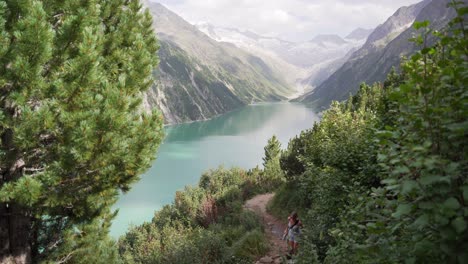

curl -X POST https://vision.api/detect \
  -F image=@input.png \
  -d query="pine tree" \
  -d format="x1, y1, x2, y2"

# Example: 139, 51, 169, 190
0, 0, 164, 263
260, 135, 284, 190
262, 135, 281, 167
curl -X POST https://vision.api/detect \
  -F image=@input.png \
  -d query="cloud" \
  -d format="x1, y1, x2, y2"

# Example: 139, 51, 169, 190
150, 0, 423, 42
262, 9, 291, 24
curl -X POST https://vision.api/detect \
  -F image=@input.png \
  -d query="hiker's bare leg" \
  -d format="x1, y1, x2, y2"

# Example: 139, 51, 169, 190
288, 240, 294, 255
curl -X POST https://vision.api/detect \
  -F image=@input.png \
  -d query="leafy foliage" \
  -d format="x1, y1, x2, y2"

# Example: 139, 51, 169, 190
118, 167, 270, 263
330, 6, 468, 263
271, 3, 467, 263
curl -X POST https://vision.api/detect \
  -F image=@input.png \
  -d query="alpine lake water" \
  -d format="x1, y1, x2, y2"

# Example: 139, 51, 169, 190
111, 102, 320, 238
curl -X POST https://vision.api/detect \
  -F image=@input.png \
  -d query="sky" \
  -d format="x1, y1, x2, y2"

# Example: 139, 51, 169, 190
149, 0, 423, 42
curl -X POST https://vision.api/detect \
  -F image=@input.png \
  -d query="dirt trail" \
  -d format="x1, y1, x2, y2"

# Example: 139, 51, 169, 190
244, 193, 289, 264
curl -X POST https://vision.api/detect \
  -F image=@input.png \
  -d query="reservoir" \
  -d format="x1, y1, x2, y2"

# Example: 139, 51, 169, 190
111, 103, 319, 237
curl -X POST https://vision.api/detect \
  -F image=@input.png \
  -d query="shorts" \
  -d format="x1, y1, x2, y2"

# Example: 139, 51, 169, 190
288, 231, 300, 243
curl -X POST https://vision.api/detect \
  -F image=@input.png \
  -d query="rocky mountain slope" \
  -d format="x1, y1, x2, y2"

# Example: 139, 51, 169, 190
297, 0, 455, 109
300, 31, 371, 88
143, 2, 294, 124
197, 24, 369, 69
345, 28, 375, 41
195, 23, 309, 90
196, 23, 373, 93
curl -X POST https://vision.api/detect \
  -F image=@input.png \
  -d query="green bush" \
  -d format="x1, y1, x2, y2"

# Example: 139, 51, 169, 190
230, 229, 269, 260
267, 183, 307, 220
274, 6, 468, 263
211, 225, 246, 247
118, 167, 269, 263
168, 230, 229, 264
326, 14, 468, 263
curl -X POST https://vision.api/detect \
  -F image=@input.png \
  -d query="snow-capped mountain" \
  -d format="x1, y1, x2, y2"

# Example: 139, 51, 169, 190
196, 23, 367, 68
196, 23, 372, 90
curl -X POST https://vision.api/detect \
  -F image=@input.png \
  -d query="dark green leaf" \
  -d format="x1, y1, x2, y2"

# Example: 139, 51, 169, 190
451, 217, 467, 234
444, 197, 460, 210
393, 203, 412, 218
402, 180, 418, 194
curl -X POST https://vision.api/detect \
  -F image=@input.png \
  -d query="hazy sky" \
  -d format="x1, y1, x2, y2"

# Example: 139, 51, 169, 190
149, 0, 423, 42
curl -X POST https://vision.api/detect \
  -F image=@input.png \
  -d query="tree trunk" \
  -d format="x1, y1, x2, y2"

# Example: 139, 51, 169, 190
0, 203, 10, 261
1, 129, 32, 263
0, 203, 32, 264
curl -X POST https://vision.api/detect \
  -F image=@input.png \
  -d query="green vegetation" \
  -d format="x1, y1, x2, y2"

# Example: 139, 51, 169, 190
117, 4, 467, 263
270, 5, 468, 263
261, 135, 285, 191
0, 0, 163, 263
1, 0, 466, 263
118, 167, 272, 263
117, 132, 288, 263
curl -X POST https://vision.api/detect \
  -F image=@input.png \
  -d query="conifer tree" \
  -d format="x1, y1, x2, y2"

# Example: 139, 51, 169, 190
262, 135, 281, 167
261, 135, 284, 190
0, 0, 164, 263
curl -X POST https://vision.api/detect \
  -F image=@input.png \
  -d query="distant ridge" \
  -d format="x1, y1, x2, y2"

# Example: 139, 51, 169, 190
297, 0, 455, 110
345, 28, 374, 41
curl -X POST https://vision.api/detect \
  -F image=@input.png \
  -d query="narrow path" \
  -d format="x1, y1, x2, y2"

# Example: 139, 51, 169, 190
244, 193, 289, 264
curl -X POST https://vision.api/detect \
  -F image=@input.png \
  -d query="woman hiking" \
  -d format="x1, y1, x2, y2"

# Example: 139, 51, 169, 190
283, 211, 302, 257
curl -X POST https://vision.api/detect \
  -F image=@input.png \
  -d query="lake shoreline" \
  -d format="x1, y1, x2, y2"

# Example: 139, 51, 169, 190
163, 101, 314, 127
111, 102, 319, 238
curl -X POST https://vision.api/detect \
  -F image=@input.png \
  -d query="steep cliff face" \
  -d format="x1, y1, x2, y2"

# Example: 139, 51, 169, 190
298, 0, 455, 110
143, 2, 294, 124
144, 41, 244, 124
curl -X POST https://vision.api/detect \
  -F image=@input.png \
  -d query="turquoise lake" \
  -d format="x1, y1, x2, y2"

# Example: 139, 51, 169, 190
110, 103, 319, 238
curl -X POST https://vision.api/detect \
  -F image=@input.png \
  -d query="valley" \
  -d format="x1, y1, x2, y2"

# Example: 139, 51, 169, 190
142, 0, 456, 122
2, 0, 465, 263
141, 1, 374, 124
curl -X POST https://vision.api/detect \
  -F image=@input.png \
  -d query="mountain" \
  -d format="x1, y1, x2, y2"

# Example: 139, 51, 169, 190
311, 34, 349, 46
297, 0, 455, 109
300, 29, 371, 88
288, 35, 358, 68
197, 24, 364, 68
195, 23, 308, 84
196, 24, 370, 93
142, 2, 294, 124
300, 45, 359, 88
345, 28, 374, 41
195, 22, 308, 95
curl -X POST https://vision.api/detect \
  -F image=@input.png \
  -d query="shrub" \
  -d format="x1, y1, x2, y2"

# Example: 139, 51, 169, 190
230, 229, 269, 260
